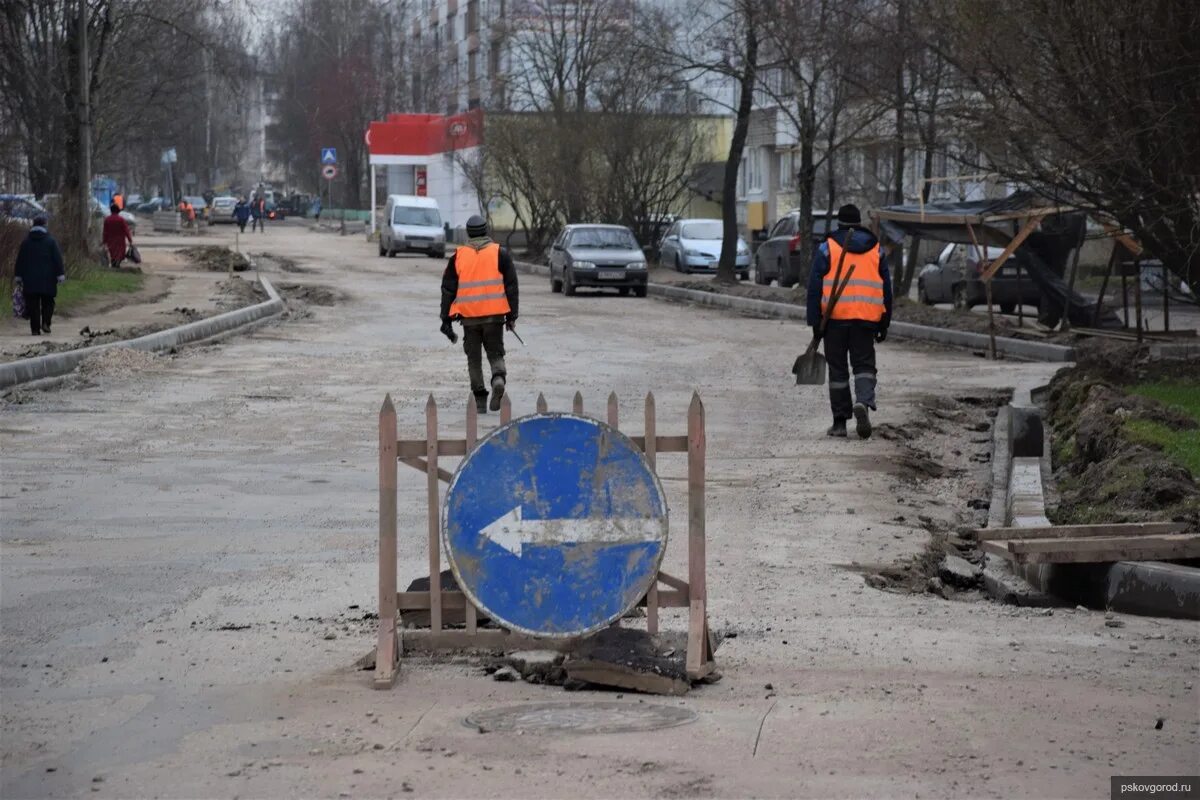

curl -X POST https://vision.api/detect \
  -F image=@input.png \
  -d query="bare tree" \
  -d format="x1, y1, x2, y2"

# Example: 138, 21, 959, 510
655, 0, 765, 284
938, 0, 1200, 296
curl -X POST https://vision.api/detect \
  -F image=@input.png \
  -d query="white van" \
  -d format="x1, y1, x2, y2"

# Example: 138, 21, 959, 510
380, 195, 446, 258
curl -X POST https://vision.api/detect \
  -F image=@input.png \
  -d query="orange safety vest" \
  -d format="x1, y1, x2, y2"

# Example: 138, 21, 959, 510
113, 194, 123, 210
449, 243, 511, 319
822, 237, 886, 322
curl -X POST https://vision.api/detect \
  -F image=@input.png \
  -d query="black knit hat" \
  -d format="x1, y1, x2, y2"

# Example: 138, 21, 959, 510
836, 204, 861, 227
466, 215, 488, 238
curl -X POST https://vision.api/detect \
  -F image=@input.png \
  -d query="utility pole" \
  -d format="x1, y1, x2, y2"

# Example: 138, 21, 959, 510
77, 0, 93, 249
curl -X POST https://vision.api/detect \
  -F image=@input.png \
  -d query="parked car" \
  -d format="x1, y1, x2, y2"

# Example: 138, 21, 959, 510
658, 218, 750, 279
119, 210, 138, 231
0, 194, 47, 224
549, 224, 648, 297
207, 195, 238, 224
379, 195, 446, 257
182, 195, 208, 220
125, 193, 145, 206
752, 211, 834, 287
917, 242, 1043, 313
136, 197, 169, 214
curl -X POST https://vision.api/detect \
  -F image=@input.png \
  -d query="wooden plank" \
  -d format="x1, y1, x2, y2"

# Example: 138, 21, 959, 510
398, 439, 468, 458
608, 391, 619, 428
536, 392, 548, 413
979, 540, 1014, 560
1014, 534, 1200, 565
565, 660, 690, 696
400, 457, 452, 483
426, 396, 442, 633
500, 394, 512, 424
464, 397, 478, 635
637, 589, 687, 607
645, 392, 658, 635
980, 216, 1042, 281
975, 522, 1188, 541
628, 435, 689, 453
1009, 533, 1199, 555
686, 392, 709, 676
657, 570, 690, 592
401, 628, 572, 652
375, 394, 400, 689
966, 222, 997, 360
573, 391, 584, 415
397, 591, 468, 610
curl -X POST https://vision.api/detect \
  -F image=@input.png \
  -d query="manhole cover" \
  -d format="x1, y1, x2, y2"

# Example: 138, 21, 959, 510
464, 702, 697, 735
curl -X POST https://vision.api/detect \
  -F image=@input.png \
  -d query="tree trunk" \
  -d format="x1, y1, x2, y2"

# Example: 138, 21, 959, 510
898, 145, 935, 297
717, 11, 757, 284
795, 136, 816, 289
892, 0, 907, 206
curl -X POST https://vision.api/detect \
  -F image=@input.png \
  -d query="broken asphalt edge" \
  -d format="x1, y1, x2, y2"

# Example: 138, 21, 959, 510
512, 260, 1075, 363
983, 372, 1200, 619
0, 274, 284, 391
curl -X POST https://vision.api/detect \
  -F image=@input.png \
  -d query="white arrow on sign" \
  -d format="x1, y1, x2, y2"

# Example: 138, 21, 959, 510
481, 506, 661, 557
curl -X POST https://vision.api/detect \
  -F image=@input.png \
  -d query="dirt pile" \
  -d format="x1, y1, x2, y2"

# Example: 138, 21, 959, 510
76, 347, 159, 379
180, 246, 250, 273
214, 276, 266, 310
1046, 358, 1200, 525
855, 391, 1006, 598
276, 283, 344, 306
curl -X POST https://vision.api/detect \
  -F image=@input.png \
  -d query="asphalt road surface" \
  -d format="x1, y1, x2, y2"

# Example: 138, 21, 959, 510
2, 224, 1196, 799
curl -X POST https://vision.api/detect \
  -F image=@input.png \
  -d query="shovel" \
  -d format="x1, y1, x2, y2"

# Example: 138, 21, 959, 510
792, 258, 856, 385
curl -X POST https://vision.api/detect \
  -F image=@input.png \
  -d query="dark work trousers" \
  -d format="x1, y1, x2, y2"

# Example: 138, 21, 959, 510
26, 293, 55, 335
823, 321, 878, 420
463, 321, 507, 397
237, 220, 247, 233
251, 216, 264, 232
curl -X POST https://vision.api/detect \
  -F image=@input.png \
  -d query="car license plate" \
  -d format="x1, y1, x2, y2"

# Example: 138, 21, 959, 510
599, 271, 624, 280
1001, 267, 1017, 276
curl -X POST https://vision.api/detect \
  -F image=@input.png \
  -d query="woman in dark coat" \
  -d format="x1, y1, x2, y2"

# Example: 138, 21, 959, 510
13, 215, 65, 335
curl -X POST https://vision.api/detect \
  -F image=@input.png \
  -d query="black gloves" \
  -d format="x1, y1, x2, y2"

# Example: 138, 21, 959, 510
876, 315, 890, 343
440, 319, 458, 344
505, 314, 517, 331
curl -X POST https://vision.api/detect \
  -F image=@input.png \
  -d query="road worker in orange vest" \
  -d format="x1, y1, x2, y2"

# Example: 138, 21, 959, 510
440, 215, 520, 414
805, 203, 893, 439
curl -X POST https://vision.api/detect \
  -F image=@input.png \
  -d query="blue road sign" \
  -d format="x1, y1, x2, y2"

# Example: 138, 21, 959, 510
443, 414, 668, 638
320, 147, 337, 165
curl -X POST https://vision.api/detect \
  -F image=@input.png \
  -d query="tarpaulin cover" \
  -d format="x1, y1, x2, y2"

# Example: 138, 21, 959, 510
876, 193, 1121, 327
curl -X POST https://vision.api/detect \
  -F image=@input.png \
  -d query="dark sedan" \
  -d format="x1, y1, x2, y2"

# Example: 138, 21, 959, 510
549, 224, 649, 297
917, 242, 1043, 313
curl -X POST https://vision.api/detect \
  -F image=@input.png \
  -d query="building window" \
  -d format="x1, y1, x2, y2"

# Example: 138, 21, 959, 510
467, 0, 479, 34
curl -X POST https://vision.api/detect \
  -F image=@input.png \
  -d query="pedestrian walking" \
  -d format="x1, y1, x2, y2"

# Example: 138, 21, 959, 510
102, 203, 134, 268
234, 197, 251, 233
112, 191, 124, 211
312, 197, 322, 221
251, 195, 266, 233
13, 215, 65, 336
439, 215, 519, 413
805, 203, 892, 439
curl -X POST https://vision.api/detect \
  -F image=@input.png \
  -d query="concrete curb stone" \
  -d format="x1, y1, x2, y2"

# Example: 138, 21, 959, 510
514, 260, 1075, 362
0, 275, 284, 390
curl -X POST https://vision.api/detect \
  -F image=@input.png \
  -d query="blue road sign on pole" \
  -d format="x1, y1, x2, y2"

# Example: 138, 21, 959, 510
443, 414, 668, 638
320, 147, 338, 165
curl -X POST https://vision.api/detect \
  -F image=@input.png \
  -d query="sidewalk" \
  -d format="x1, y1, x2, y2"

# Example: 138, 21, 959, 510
1, 230, 245, 362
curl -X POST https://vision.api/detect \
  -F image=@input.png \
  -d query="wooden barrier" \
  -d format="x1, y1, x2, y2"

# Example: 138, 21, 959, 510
374, 391, 714, 689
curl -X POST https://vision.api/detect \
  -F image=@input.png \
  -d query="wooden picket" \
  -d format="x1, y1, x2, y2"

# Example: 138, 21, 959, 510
373, 391, 713, 689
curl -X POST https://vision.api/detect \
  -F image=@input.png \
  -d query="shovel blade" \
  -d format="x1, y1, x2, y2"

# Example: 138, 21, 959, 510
792, 351, 826, 385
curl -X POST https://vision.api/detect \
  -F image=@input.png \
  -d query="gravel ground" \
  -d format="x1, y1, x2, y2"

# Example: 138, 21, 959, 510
1, 224, 1196, 799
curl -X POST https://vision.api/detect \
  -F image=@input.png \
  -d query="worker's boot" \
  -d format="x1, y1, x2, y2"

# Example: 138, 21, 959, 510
853, 402, 872, 439
826, 418, 847, 437
489, 375, 506, 412
474, 392, 488, 415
